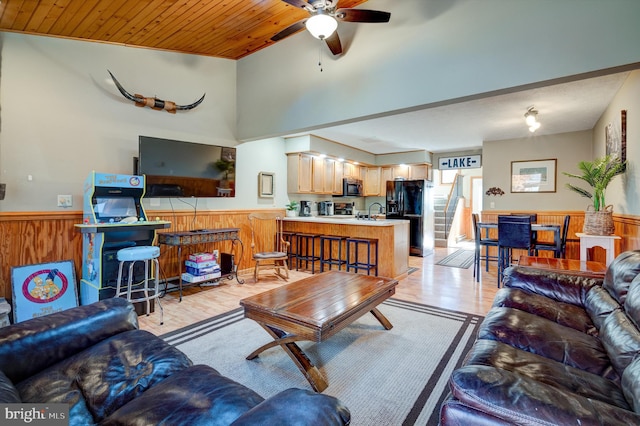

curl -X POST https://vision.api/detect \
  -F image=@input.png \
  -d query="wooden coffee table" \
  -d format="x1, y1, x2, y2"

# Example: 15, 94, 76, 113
239, 271, 398, 392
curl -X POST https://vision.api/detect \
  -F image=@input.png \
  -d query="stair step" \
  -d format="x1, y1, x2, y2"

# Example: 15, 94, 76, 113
434, 239, 448, 247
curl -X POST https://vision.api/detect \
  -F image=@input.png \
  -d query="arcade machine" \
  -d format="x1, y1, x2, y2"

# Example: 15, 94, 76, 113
75, 172, 170, 308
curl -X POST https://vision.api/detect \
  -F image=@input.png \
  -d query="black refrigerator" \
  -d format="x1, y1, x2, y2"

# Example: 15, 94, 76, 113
386, 179, 434, 256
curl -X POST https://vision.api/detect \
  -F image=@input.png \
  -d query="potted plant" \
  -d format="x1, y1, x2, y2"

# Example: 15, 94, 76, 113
285, 201, 298, 217
214, 158, 235, 188
563, 154, 626, 235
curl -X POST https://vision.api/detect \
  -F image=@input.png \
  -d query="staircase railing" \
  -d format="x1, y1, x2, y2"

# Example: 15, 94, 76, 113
444, 174, 463, 238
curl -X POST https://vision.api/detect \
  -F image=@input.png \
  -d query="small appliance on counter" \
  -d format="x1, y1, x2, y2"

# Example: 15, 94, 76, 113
318, 201, 334, 216
333, 202, 354, 215
299, 200, 312, 216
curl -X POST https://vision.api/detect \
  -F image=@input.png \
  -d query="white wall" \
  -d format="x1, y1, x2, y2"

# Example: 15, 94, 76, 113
0, 33, 244, 212
237, 0, 640, 141
482, 130, 593, 211
594, 71, 640, 214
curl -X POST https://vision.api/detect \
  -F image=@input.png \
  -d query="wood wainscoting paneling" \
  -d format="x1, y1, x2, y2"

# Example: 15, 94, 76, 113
0, 209, 283, 301
479, 211, 640, 264
1, 209, 639, 302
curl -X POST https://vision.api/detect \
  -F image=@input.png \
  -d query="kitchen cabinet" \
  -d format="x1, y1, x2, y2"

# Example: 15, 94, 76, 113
409, 164, 432, 181
364, 167, 382, 196
343, 162, 363, 179
333, 162, 344, 195
287, 153, 340, 194
311, 156, 325, 192
323, 159, 340, 195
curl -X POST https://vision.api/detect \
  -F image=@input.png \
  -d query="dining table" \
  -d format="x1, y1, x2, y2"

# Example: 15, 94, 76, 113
477, 222, 562, 257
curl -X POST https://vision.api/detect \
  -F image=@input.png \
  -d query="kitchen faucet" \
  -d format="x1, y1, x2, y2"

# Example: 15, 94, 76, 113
368, 202, 385, 221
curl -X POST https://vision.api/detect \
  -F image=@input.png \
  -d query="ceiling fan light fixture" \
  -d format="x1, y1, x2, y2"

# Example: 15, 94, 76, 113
305, 14, 338, 39
524, 107, 540, 132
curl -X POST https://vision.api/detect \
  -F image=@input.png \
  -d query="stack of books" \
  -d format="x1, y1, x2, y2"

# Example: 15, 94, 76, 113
181, 251, 221, 283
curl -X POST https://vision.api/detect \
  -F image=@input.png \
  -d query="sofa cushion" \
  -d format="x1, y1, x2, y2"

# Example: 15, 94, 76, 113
0, 297, 138, 384
603, 250, 640, 307
503, 266, 600, 306
231, 387, 352, 425
492, 287, 597, 336
622, 275, 640, 329
478, 307, 616, 379
102, 364, 264, 426
16, 329, 192, 424
622, 357, 640, 412
585, 285, 622, 331
449, 365, 640, 426
463, 339, 630, 409
599, 308, 640, 376
0, 371, 20, 403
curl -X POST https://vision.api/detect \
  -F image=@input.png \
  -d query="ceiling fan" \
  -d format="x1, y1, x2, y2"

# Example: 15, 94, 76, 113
272, 0, 391, 55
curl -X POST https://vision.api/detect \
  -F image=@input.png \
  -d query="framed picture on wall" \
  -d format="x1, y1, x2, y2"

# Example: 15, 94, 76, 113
11, 260, 78, 323
606, 109, 627, 171
511, 159, 557, 193
258, 172, 274, 198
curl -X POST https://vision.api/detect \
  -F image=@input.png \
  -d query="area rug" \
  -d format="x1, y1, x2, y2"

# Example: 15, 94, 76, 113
435, 249, 475, 269
161, 298, 483, 426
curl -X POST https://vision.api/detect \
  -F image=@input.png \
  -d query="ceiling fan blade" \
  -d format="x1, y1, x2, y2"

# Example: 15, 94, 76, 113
334, 8, 391, 23
271, 20, 307, 42
280, 0, 313, 11
325, 31, 343, 55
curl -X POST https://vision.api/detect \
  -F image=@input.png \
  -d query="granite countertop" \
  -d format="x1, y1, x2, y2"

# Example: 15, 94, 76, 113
282, 216, 409, 226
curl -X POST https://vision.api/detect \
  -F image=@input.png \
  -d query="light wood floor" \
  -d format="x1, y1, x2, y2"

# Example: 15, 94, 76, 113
138, 244, 500, 335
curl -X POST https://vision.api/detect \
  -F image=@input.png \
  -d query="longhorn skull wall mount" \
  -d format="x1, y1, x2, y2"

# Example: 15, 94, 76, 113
108, 70, 205, 114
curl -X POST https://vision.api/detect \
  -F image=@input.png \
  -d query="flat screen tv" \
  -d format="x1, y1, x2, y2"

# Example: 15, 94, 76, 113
137, 136, 236, 197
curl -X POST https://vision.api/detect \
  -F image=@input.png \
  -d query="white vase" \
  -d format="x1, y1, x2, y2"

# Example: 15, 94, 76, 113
286, 210, 296, 217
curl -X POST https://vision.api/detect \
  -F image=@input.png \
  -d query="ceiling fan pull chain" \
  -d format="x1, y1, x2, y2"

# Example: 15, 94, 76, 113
318, 42, 324, 72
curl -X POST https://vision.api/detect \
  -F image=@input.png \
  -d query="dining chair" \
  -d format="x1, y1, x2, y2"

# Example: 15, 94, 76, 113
497, 215, 534, 286
534, 214, 570, 258
472, 213, 498, 282
248, 212, 290, 282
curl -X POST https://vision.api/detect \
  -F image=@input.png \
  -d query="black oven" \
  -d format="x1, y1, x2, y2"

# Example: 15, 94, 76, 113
342, 178, 363, 197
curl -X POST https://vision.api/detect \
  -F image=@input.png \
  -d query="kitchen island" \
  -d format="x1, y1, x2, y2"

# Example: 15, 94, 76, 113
282, 216, 410, 279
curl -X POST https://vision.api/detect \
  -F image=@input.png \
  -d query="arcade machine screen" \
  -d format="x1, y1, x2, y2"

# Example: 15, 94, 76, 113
93, 197, 138, 222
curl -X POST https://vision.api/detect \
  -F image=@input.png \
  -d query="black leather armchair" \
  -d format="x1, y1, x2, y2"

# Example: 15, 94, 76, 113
0, 298, 350, 425
441, 250, 640, 425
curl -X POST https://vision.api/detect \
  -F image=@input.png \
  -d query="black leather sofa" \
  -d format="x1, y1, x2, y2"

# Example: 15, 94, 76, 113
441, 250, 640, 425
0, 297, 350, 425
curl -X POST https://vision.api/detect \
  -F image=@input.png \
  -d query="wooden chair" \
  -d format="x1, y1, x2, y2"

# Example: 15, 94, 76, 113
534, 214, 571, 258
248, 212, 289, 282
472, 213, 498, 282
497, 215, 534, 287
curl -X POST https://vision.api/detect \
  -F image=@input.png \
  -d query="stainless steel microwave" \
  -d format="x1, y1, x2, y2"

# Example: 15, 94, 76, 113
342, 178, 363, 197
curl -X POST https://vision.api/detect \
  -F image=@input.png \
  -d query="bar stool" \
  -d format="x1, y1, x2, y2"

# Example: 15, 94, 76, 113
296, 233, 321, 274
320, 235, 347, 272
280, 231, 297, 268
346, 237, 379, 276
115, 246, 163, 325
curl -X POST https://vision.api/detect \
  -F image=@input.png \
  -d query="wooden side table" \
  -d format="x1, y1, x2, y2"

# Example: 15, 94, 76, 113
576, 233, 621, 266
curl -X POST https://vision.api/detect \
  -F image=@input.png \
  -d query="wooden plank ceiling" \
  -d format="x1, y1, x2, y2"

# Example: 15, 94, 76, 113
0, 0, 368, 60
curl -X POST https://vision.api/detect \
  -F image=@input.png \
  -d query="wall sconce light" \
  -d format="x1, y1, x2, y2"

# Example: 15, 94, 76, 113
524, 107, 541, 133
486, 187, 505, 196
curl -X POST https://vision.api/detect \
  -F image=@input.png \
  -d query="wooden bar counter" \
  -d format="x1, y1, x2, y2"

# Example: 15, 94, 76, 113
282, 216, 410, 279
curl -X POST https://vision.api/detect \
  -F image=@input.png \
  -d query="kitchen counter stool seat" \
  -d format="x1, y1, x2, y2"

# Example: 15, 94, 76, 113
346, 237, 378, 276
320, 235, 347, 272
296, 233, 321, 274
115, 245, 163, 325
